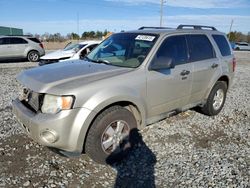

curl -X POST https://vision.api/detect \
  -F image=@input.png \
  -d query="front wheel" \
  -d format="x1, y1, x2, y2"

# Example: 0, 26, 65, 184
27, 51, 40, 62
201, 81, 227, 116
85, 106, 137, 164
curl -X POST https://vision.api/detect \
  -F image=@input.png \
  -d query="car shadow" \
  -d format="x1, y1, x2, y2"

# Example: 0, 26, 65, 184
0, 58, 28, 63
106, 128, 157, 188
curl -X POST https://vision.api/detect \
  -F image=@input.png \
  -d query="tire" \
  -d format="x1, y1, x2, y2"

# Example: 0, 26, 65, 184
27, 51, 40, 62
201, 81, 227, 116
235, 47, 240, 51
85, 106, 137, 164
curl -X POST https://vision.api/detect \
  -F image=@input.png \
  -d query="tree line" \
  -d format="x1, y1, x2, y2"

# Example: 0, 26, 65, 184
29, 30, 250, 43
227, 31, 250, 43
29, 30, 111, 42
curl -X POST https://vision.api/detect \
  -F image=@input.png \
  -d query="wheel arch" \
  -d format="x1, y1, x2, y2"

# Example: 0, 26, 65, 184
81, 100, 144, 153
205, 75, 230, 100
26, 49, 39, 57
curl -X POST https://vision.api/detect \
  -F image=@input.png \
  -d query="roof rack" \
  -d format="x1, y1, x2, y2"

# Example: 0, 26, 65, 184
138, 26, 172, 30
177, 25, 217, 31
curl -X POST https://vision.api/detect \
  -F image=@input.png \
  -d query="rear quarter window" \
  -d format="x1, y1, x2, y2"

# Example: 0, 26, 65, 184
212, 35, 231, 56
28, 38, 41, 43
187, 35, 215, 62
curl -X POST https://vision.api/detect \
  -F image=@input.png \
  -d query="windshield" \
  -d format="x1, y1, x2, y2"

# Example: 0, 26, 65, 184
86, 33, 158, 68
64, 43, 86, 52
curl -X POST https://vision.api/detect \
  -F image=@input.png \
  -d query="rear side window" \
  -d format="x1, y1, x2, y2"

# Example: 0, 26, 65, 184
9, 37, 28, 44
156, 35, 188, 66
212, 35, 231, 56
28, 37, 41, 43
0, 38, 10, 45
187, 35, 215, 62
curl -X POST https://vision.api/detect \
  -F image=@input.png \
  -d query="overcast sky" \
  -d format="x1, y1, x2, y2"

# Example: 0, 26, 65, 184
0, 0, 250, 35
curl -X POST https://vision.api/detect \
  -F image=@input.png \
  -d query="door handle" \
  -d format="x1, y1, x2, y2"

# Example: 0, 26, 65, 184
211, 63, 218, 68
180, 70, 190, 76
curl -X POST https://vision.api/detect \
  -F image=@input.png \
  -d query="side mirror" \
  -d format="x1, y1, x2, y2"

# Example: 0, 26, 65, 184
150, 57, 175, 70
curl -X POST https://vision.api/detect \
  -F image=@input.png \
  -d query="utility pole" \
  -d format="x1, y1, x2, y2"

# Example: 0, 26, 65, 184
160, 0, 164, 27
228, 19, 234, 41
77, 12, 79, 41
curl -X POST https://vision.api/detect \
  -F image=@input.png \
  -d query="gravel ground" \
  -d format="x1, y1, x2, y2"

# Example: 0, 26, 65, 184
0, 52, 249, 187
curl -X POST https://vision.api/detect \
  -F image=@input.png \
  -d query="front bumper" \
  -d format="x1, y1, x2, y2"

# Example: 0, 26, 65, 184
12, 98, 93, 153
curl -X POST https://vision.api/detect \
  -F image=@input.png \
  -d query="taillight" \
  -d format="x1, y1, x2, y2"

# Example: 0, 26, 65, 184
232, 57, 236, 72
39, 43, 44, 49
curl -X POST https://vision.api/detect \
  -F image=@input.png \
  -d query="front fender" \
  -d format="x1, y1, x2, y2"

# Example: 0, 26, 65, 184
83, 86, 147, 128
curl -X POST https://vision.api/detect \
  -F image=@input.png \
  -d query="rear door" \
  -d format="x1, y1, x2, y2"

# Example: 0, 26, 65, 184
9, 37, 28, 57
0, 37, 12, 58
146, 35, 193, 117
187, 34, 219, 103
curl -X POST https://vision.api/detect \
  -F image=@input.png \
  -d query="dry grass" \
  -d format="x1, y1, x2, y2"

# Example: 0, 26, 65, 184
42, 40, 85, 50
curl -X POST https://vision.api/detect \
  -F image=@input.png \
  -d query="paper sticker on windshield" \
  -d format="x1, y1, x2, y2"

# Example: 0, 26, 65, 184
135, 35, 155, 41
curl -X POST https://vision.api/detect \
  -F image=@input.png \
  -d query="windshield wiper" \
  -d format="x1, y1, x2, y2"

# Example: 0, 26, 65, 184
95, 59, 111, 65
84, 57, 111, 65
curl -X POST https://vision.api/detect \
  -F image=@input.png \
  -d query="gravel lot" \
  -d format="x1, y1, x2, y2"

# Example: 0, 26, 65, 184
0, 52, 249, 187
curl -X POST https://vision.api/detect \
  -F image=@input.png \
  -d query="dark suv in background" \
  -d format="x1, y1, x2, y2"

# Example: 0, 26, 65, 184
0, 36, 45, 62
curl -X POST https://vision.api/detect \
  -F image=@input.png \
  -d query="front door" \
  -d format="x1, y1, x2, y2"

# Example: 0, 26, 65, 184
146, 35, 193, 119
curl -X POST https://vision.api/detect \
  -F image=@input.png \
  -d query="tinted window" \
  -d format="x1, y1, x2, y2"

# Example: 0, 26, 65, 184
187, 35, 215, 62
28, 37, 41, 43
156, 35, 188, 66
9, 37, 28, 44
88, 44, 98, 51
0, 38, 10, 45
212, 35, 231, 56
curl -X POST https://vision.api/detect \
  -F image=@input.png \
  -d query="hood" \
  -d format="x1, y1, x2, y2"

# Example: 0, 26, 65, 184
40, 50, 75, 60
16, 60, 132, 94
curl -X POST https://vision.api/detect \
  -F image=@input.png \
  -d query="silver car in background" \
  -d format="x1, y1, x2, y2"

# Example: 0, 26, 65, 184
0, 36, 45, 62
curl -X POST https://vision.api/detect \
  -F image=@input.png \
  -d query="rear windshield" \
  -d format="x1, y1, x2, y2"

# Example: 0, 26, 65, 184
212, 35, 231, 56
28, 37, 41, 43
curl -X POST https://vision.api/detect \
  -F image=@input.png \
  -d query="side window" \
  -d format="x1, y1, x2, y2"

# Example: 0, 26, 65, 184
0, 38, 4, 45
9, 37, 28, 44
187, 35, 215, 62
156, 35, 188, 66
88, 44, 98, 51
0, 38, 10, 45
212, 35, 231, 56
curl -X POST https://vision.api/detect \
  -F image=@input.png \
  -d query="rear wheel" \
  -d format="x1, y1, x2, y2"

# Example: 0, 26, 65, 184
27, 51, 40, 62
85, 106, 137, 164
201, 81, 227, 116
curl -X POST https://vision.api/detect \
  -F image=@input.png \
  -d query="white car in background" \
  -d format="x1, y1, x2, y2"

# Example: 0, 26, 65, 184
234, 42, 250, 51
39, 40, 100, 66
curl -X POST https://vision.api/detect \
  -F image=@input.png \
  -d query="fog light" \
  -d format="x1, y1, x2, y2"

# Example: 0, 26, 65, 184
40, 130, 58, 143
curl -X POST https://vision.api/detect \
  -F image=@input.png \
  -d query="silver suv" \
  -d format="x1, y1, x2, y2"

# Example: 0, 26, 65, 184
12, 25, 235, 164
0, 36, 45, 62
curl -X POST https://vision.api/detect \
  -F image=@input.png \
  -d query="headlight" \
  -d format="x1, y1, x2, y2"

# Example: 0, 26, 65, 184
41, 94, 74, 114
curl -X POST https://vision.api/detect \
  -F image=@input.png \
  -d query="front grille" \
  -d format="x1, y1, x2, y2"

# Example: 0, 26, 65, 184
21, 88, 43, 112
28, 92, 40, 112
